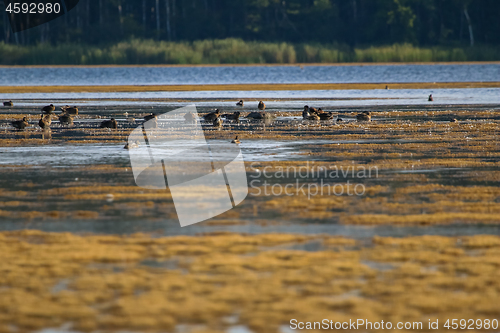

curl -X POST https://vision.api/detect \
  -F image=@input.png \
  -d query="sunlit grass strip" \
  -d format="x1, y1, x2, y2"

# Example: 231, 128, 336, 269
2, 81, 500, 94
1, 39, 500, 65
341, 213, 500, 225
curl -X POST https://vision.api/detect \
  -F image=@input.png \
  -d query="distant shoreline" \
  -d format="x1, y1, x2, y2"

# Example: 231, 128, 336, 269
1, 61, 500, 68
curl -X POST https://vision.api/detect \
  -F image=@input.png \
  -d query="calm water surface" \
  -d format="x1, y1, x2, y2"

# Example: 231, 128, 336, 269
2, 88, 499, 107
1, 63, 499, 86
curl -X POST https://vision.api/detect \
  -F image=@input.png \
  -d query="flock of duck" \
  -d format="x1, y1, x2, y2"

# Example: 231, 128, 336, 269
196, 100, 371, 127
4, 99, 370, 132
3, 95, 442, 139
4, 102, 121, 130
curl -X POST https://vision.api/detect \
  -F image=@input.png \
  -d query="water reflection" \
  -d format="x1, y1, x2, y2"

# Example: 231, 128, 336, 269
1, 64, 499, 86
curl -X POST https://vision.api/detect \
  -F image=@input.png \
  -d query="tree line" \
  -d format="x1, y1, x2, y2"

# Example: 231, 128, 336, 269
1, 0, 498, 48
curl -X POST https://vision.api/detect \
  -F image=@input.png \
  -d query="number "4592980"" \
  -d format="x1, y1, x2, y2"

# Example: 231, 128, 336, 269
444, 319, 498, 330
5, 2, 61, 14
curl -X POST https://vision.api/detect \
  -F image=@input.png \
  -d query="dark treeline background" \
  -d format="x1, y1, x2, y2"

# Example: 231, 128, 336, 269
1, 0, 498, 46
1, 0, 499, 64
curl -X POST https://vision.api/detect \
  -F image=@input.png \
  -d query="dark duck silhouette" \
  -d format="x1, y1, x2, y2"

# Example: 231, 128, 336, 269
144, 113, 157, 121
231, 136, 241, 144
38, 114, 51, 129
222, 111, 241, 123
42, 104, 55, 114
236, 100, 244, 106
319, 112, 334, 120
428, 94, 433, 102
302, 106, 310, 119
258, 101, 266, 110
61, 106, 79, 115
59, 113, 74, 126
143, 113, 158, 129
356, 111, 372, 122
204, 109, 221, 122
246, 111, 264, 120
303, 105, 319, 116
3, 101, 13, 107
11, 117, 28, 130
100, 118, 117, 129
213, 116, 223, 128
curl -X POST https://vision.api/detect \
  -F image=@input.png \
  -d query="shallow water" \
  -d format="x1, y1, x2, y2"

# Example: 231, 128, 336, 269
0, 140, 355, 166
1, 212, 500, 238
0, 138, 447, 166
2, 88, 499, 107
1, 64, 499, 86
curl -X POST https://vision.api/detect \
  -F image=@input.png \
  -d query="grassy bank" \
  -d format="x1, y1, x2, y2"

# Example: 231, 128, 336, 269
2, 81, 500, 94
1, 39, 500, 65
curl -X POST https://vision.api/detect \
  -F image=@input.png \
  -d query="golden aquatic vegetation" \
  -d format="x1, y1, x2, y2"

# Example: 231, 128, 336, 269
0, 231, 499, 332
1, 81, 500, 94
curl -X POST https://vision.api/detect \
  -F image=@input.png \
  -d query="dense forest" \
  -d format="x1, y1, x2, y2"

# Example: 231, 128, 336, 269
1, 0, 499, 64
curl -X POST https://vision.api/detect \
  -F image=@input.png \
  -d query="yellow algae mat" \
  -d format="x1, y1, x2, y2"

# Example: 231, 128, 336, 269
0, 230, 500, 332
1, 81, 500, 93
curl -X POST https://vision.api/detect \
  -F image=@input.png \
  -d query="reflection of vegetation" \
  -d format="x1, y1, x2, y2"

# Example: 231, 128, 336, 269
1, 39, 499, 65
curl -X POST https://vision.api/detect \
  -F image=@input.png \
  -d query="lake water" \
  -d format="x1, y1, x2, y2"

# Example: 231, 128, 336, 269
1, 63, 499, 86
2, 64, 499, 106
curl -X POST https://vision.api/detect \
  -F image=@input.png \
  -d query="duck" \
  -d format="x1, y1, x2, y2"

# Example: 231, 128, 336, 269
204, 109, 221, 122
124, 141, 140, 149
59, 113, 74, 126
222, 111, 241, 122
213, 116, 223, 128
3, 101, 13, 107
302, 108, 310, 120
236, 100, 244, 106
319, 112, 334, 120
356, 111, 371, 122
184, 112, 196, 124
428, 94, 433, 102
11, 117, 28, 130
144, 113, 157, 121
42, 104, 55, 114
337, 117, 344, 123
38, 114, 51, 129
258, 101, 266, 110
304, 105, 319, 115
385, 85, 389, 90
143, 113, 158, 128
61, 106, 78, 115
231, 136, 241, 144
246, 111, 264, 120
307, 114, 320, 121
100, 118, 117, 129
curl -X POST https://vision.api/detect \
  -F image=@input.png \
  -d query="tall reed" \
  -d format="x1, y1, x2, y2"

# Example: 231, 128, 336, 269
0, 39, 498, 65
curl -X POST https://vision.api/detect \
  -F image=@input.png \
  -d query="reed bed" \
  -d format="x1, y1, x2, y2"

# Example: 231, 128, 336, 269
1, 39, 499, 65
